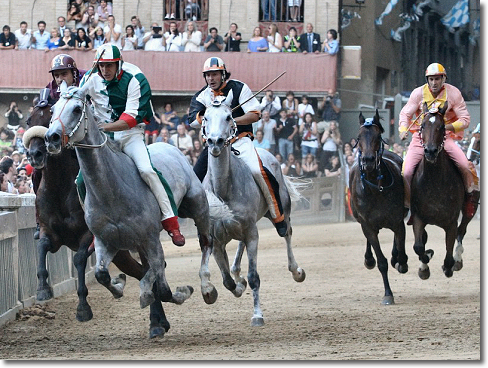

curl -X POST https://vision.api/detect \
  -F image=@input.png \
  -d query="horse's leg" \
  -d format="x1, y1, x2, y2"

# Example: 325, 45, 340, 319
454, 198, 480, 271
149, 284, 171, 338
72, 233, 95, 322
361, 224, 394, 305
442, 222, 458, 278
198, 232, 218, 304
212, 239, 238, 293
230, 241, 248, 297
36, 234, 54, 301
283, 232, 305, 282
412, 219, 433, 280
142, 241, 193, 306
245, 229, 265, 326
364, 240, 376, 269
94, 238, 125, 299
392, 223, 408, 274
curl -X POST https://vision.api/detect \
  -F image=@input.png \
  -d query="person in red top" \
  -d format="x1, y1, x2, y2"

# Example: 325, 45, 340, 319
399, 63, 479, 218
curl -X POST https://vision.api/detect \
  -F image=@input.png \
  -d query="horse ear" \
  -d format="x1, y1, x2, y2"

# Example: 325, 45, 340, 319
439, 101, 448, 115
422, 102, 428, 113
359, 112, 364, 125
375, 109, 380, 121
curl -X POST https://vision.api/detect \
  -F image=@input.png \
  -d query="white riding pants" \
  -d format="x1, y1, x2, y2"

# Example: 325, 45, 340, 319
114, 125, 175, 220
232, 136, 281, 221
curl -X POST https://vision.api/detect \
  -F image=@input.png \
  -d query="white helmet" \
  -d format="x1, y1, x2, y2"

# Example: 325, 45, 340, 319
202, 57, 227, 80
95, 44, 124, 77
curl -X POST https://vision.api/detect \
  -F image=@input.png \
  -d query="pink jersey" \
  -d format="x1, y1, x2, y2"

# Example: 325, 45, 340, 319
399, 83, 470, 140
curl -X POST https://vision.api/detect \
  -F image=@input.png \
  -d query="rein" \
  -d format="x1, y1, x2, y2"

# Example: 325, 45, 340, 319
54, 92, 108, 149
356, 118, 394, 192
201, 98, 238, 149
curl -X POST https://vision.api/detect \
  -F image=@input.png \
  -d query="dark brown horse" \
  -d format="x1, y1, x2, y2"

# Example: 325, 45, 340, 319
25, 102, 170, 338
349, 110, 408, 305
410, 102, 478, 279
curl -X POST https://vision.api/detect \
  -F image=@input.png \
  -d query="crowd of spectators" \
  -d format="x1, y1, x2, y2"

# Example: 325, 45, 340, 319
0, 1, 339, 55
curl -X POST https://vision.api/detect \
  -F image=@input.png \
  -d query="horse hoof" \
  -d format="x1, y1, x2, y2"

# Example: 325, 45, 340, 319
292, 268, 306, 282
76, 306, 93, 322
395, 263, 408, 274
149, 326, 166, 339
251, 316, 265, 327
111, 274, 127, 299
140, 291, 155, 309
172, 285, 194, 305
202, 285, 218, 305
233, 279, 247, 297
381, 295, 395, 305
442, 266, 454, 278
37, 287, 54, 301
418, 267, 430, 280
364, 258, 376, 270
453, 260, 463, 271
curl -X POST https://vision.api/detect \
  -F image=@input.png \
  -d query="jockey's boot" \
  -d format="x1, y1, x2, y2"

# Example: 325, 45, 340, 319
274, 220, 288, 237
162, 216, 185, 246
34, 223, 40, 240
464, 190, 480, 218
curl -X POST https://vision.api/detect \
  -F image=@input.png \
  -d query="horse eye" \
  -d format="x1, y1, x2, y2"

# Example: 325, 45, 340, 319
73, 106, 82, 114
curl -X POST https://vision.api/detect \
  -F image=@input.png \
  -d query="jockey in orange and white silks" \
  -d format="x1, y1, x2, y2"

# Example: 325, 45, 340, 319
399, 63, 479, 216
189, 56, 288, 237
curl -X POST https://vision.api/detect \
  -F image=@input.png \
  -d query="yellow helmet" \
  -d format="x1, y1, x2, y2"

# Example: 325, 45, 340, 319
425, 63, 447, 78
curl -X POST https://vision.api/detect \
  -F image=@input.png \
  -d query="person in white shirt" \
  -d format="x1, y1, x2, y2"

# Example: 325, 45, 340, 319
14, 21, 32, 49
103, 14, 122, 48
297, 95, 314, 125
143, 23, 166, 51
181, 21, 202, 52
260, 89, 281, 119
164, 21, 182, 52
121, 25, 137, 51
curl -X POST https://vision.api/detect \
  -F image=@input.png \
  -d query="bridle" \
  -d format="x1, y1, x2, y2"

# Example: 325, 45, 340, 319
418, 107, 446, 156
201, 98, 238, 149
355, 117, 393, 192
51, 91, 107, 149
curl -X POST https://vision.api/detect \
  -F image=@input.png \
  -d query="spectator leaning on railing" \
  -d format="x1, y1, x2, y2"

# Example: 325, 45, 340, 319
14, 21, 32, 49
0, 25, 16, 50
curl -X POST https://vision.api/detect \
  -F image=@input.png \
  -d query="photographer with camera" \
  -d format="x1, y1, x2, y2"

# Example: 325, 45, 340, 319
143, 23, 166, 51
4, 101, 23, 133
317, 89, 341, 135
204, 27, 224, 52
164, 21, 182, 52
299, 112, 318, 163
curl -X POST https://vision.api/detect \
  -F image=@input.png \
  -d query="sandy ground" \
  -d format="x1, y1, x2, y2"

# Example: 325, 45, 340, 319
0, 219, 481, 360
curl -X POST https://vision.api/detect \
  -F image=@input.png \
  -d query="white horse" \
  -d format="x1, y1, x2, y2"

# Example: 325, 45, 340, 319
203, 97, 306, 326
45, 82, 217, 338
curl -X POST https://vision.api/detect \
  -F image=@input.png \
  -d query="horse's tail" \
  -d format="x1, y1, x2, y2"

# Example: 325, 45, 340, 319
205, 190, 237, 223
283, 176, 311, 202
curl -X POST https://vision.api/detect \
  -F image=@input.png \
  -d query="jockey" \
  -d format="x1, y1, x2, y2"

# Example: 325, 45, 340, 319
399, 62, 480, 219
189, 56, 288, 237
45, 54, 87, 104
33, 54, 87, 239
79, 44, 185, 246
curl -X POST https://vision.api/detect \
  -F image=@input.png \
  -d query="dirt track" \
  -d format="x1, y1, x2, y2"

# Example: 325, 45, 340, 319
0, 219, 480, 360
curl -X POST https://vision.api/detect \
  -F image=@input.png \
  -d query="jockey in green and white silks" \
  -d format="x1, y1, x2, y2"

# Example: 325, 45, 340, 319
79, 44, 185, 246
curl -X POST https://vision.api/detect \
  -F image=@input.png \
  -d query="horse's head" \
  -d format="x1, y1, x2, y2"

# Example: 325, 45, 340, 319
23, 126, 49, 169
202, 96, 237, 157
45, 81, 88, 154
357, 109, 385, 172
420, 101, 448, 163
24, 103, 53, 169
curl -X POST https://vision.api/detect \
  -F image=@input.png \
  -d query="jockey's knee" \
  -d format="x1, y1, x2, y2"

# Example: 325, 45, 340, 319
138, 166, 158, 181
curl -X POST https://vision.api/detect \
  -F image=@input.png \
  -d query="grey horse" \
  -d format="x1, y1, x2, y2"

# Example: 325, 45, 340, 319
202, 97, 306, 326
44, 82, 217, 336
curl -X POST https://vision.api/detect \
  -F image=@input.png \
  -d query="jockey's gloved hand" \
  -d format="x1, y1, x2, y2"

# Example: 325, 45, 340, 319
190, 119, 201, 128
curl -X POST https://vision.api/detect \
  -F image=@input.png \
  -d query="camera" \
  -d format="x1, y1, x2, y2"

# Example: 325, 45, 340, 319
326, 96, 331, 102
152, 26, 162, 38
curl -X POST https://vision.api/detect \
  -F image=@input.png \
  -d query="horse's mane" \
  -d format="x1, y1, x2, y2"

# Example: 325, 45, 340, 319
23, 126, 48, 147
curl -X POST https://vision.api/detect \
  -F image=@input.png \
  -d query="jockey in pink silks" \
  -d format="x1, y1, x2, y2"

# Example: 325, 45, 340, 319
399, 62, 479, 219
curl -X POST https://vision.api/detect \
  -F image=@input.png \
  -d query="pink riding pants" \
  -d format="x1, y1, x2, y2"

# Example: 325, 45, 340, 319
402, 133, 477, 193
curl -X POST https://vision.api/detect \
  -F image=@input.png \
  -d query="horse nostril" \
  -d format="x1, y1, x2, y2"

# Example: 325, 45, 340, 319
46, 132, 61, 145
207, 138, 213, 145
216, 138, 224, 146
